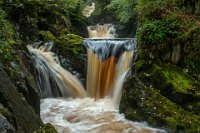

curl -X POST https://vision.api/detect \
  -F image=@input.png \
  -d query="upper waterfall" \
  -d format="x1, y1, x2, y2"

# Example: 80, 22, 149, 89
84, 24, 136, 103
84, 39, 136, 61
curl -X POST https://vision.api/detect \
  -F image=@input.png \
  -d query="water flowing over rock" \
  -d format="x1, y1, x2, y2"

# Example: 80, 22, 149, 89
85, 39, 136, 100
85, 24, 136, 103
27, 43, 86, 98
27, 24, 166, 132
87, 24, 116, 39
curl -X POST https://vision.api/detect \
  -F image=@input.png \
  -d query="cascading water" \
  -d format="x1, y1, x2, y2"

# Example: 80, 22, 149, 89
27, 43, 86, 98
28, 24, 166, 132
85, 39, 135, 101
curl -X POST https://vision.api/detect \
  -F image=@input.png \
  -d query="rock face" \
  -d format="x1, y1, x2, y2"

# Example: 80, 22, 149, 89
16, 50, 41, 115
0, 62, 43, 132
0, 113, 15, 133
120, 75, 200, 132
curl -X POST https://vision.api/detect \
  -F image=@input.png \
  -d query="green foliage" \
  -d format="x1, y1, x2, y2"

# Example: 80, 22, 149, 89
135, 0, 200, 75
137, 13, 181, 45
175, 0, 200, 14
0, 10, 15, 41
107, 0, 137, 23
0, 9, 17, 63
135, 0, 175, 24
0, 41, 15, 62
2, 0, 85, 39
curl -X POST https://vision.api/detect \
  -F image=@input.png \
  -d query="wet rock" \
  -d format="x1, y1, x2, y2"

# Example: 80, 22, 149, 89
0, 62, 42, 132
120, 75, 200, 132
52, 34, 87, 80
136, 63, 200, 115
0, 114, 15, 133
12, 48, 41, 115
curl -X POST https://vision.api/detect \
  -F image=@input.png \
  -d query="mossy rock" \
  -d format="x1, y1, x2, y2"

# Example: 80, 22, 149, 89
136, 61, 200, 115
0, 63, 43, 132
58, 34, 84, 56
38, 31, 56, 41
33, 123, 58, 133
120, 75, 200, 132
52, 34, 86, 76
53, 34, 84, 57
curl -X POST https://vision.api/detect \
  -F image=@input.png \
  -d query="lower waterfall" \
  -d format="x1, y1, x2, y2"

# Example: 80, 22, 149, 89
28, 24, 167, 133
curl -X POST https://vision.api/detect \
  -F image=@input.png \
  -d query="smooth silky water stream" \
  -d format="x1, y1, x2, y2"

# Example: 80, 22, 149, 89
28, 24, 167, 133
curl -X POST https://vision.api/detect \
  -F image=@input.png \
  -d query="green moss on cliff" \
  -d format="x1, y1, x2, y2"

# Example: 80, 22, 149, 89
135, 0, 200, 79
120, 76, 200, 132
38, 31, 56, 41
53, 34, 84, 58
135, 60, 200, 114
33, 123, 58, 133
2, 0, 85, 40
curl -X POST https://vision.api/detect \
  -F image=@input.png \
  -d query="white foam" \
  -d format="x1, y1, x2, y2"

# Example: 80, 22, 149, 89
41, 98, 167, 133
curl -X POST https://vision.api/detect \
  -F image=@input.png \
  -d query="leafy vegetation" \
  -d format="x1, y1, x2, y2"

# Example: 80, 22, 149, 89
107, 0, 136, 23
133, 0, 200, 79
2, 0, 86, 40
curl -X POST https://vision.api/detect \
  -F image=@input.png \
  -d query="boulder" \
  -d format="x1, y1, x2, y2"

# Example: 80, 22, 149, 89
120, 75, 200, 132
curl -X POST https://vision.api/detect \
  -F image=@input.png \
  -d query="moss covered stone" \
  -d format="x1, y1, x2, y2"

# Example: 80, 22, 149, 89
38, 31, 56, 41
120, 75, 200, 132
0, 63, 43, 132
135, 61, 200, 115
52, 34, 86, 76
56, 34, 84, 57
33, 123, 58, 133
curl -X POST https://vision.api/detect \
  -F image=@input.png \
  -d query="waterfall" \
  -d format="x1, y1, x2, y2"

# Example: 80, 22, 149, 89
85, 24, 136, 107
85, 39, 135, 102
28, 24, 166, 133
27, 43, 86, 98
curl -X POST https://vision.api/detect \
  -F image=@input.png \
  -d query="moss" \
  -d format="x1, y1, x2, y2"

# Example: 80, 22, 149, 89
135, 0, 200, 82
53, 34, 84, 58
39, 31, 56, 41
2, 0, 84, 40
0, 107, 14, 124
33, 123, 58, 133
0, 9, 15, 41
163, 66, 198, 94
151, 64, 200, 95
135, 61, 200, 114
120, 76, 200, 132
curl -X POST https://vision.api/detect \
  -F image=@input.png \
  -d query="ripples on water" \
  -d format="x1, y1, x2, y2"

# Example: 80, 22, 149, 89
41, 98, 167, 133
